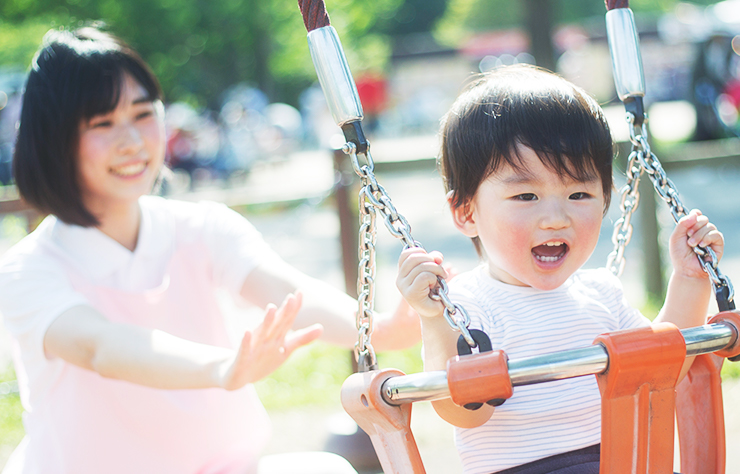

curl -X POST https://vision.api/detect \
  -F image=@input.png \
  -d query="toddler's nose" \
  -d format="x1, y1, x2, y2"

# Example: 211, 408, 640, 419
539, 202, 570, 229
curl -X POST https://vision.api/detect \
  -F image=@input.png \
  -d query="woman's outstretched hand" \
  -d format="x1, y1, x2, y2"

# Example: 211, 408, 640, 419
219, 292, 323, 390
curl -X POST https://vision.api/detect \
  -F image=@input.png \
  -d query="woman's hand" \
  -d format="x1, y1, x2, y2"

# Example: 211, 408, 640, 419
396, 247, 448, 319
219, 292, 323, 390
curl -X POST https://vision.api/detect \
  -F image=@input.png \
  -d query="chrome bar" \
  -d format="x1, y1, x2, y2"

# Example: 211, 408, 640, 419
382, 371, 449, 404
508, 345, 608, 386
684, 322, 735, 356
606, 8, 645, 100
307, 26, 364, 126
382, 322, 737, 405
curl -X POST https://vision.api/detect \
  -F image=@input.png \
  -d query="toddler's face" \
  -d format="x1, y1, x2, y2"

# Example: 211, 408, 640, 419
455, 145, 604, 291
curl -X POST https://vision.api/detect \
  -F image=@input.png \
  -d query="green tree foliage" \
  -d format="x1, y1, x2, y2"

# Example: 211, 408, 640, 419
377, 0, 448, 36
0, 0, 403, 107
434, 0, 727, 47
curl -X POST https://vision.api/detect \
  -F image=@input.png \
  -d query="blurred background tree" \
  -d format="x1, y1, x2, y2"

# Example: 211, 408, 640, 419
0, 0, 405, 107
0, 0, 731, 108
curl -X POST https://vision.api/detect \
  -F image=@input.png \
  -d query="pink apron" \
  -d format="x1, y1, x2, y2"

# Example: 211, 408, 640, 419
18, 241, 271, 474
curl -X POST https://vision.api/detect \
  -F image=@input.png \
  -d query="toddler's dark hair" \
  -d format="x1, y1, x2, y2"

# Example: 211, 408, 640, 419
439, 65, 613, 256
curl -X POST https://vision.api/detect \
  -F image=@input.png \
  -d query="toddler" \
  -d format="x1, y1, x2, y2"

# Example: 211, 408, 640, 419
396, 65, 724, 474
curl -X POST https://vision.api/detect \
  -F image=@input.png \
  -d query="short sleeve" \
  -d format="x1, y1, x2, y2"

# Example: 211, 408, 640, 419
196, 201, 280, 295
0, 242, 89, 362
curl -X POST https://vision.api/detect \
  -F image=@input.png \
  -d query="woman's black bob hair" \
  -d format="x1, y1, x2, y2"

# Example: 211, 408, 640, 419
13, 26, 163, 227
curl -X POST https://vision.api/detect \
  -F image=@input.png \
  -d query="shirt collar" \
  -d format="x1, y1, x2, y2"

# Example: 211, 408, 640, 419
50, 196, 174, 280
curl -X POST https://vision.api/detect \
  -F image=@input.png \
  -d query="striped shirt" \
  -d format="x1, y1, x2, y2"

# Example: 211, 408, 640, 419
447, 266, 650, 473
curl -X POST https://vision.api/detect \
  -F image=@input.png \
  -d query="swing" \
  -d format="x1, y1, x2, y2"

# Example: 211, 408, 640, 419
297, 0, 739, 472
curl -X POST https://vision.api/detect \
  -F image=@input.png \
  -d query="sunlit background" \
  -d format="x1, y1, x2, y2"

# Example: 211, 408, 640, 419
1, 1, 740, 472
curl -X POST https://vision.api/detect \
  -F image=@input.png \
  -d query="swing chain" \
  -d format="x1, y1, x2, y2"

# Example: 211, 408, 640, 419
344, 142, 478, 357
430, 278, 476, 347
355, 169, 378, 372
607, 148, 643, 277
617, 113, 735, 308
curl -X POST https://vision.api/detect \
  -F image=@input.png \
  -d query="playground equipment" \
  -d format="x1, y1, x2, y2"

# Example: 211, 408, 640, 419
297, 0, 738, 471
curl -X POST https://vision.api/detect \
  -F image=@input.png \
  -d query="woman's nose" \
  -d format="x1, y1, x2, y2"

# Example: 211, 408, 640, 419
117, 124, 144, 153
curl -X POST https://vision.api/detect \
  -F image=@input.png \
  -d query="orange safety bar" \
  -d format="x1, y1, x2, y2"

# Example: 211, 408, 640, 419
594, 322, 686, 473
676, 310, 740, 474
341, 369, 426, 474
342, 315, 739, 473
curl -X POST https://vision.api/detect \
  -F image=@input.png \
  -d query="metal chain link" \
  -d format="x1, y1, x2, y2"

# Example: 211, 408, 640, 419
608, 113, 734, 308
355, 173, 378, 372
344, 141, 477, 371
607, 148, 642, 277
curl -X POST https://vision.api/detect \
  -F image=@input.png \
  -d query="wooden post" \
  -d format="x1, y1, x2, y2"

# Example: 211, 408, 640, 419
332, 147, 359, 298
524, 0, 556, 72
638, 176, 665, 303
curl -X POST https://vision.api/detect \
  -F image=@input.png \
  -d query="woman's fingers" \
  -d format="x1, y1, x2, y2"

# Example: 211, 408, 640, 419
264, 292, 302, 341
283, 324, 323, 355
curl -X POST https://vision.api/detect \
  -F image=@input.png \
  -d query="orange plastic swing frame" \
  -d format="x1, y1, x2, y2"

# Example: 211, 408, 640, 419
342, 311, 740, 474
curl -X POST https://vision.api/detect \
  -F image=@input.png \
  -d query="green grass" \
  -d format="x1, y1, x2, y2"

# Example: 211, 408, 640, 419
254, 342, 424, 410
0, 366, 24, 452
722, 359, 740, 379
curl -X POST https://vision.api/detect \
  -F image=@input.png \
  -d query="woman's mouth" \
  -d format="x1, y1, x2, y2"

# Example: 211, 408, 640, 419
532, 241, 568, 263
110, 161, 147, 177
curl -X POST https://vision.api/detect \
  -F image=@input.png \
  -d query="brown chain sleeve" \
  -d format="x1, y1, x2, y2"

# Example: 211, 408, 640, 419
605, 0, 629, 10
297, 0, 331, 31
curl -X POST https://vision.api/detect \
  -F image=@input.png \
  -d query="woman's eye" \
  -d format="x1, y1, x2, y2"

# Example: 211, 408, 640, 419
136, 111, 153, 120
515, 193, 537, 201
90, 120, 113, 129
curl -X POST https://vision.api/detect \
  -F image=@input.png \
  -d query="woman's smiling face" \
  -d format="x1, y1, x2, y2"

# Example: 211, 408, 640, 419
76, 73, 165, 217
453, 145, 605, 291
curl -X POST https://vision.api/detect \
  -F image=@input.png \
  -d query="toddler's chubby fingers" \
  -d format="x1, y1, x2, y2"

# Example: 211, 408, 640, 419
687, 221, 717, 247
676, 209, 701, 233
398, 247, 448, 280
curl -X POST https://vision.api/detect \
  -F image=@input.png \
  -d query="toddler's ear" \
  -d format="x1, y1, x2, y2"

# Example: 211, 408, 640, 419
447, 192, 478, 238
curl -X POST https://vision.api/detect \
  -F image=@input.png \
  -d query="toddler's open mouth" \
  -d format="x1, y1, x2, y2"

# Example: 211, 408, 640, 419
532, 241, 568, 263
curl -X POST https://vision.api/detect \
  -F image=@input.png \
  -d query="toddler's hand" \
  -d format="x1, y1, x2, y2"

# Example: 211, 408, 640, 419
219, 292, 323, 390
396, 247, 448, 319
669, 209, 724, 280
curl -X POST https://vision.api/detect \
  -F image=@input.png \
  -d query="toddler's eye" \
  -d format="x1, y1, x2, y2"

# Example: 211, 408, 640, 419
514, 193, 537, 201
569, 192, 590, 200
136, 111, 153, 120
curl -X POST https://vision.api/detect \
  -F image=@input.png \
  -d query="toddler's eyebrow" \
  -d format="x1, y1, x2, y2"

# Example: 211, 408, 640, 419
499, 172, 537, 185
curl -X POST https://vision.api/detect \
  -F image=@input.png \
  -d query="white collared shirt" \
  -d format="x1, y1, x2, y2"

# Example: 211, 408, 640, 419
0, 195, 274, 408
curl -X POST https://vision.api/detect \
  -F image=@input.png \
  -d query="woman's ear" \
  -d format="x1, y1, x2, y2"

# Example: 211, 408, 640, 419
447, 192, 478, 238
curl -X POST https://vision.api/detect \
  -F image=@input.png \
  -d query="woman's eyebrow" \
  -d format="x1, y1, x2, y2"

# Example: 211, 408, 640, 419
132, 96, 154, 105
